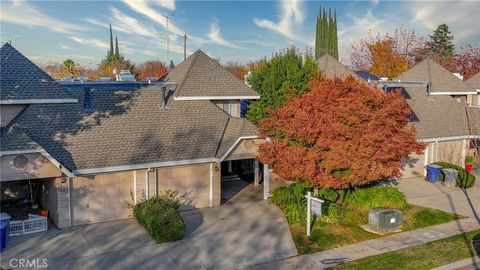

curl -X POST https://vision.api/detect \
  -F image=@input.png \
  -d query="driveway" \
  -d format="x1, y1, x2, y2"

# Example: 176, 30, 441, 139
0, 183, 297, 270
394, 176, 480, 223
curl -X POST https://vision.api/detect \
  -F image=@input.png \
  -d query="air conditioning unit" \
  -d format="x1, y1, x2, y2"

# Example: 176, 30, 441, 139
368, 208, 403, 233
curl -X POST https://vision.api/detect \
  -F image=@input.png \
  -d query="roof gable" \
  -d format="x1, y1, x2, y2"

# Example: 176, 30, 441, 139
466, 72, 480, 90
397, 58, 475, 94
161, 50, 259, 99
316, 54, 360, 80
0, 43, 76, 104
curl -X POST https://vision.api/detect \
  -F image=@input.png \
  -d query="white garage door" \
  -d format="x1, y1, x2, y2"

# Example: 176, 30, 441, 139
399, 153, 425, 179
72, 171, 134, 226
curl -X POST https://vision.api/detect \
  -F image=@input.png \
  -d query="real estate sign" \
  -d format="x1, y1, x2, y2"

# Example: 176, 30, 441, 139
305, 192, 324, 236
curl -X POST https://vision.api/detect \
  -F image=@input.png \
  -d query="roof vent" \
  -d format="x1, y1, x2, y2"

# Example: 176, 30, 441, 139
83, 87, 93, 113
161, 86, 167, 109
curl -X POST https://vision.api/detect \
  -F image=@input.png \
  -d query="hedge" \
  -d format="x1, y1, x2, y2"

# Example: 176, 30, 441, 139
133, 190, 185, 243
433, 162, 476, 188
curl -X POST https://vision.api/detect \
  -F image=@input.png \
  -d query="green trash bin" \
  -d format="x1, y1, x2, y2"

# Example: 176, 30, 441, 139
442, 168, 458, 188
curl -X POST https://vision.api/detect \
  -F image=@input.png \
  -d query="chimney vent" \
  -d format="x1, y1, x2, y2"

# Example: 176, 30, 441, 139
161, 86, 167, 109
83, 87, 93, 113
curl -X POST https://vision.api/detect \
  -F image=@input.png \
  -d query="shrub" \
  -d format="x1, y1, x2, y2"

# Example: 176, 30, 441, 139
434, 162, 476, 188
345, 186, 408, 210
271, 182, 310, 223
320, 202, 347, 223
133, 190, 185, 243
465, 156, 475, 164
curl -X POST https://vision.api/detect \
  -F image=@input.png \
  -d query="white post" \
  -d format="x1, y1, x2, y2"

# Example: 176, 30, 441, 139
209, 163, 214, 207
306, 191, 311, 237
254, 160, 260, 186
263, 164, 270, 200
145, 170, 150, 199
133, 170, 137, 204
462, 139, 467, 166
68, 177, 72, 227
424, 145, 429, 176
154, 169, 158, 196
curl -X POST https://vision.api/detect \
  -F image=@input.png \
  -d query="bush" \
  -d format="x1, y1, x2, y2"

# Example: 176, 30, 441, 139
345, 186, 408, 210
434, 162, 476, 188
133, 190, 185, 243
320, 202, 347, 223
271, 182, 310, 223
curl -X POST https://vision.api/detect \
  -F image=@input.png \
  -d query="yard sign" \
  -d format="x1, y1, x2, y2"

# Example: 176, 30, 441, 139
305, 191, 324, 236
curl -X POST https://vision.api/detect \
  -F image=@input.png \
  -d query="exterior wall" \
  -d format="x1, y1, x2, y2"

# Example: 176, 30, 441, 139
136, 163, 220, 209
72, 171, 134, 226
224, 139, 264, 161
211, 100, 240, 117
400, 139, 467, 179
1, 153, 62, 181
0, 105, 26, 127
38, 177, 70, 228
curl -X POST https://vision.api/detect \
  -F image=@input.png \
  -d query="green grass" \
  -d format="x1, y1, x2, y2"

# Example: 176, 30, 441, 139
334, 229, 480, 270
289, 204, 461, 254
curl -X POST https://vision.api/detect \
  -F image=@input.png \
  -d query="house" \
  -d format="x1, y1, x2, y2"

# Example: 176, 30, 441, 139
0, 43, 270, 228
316, 54, 479, 179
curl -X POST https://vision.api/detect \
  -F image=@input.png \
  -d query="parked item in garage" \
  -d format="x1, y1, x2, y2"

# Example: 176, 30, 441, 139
442, 168, 458, 188
40, 209, 49, 218
426, 164, 442, 183
0, 213, 12, 252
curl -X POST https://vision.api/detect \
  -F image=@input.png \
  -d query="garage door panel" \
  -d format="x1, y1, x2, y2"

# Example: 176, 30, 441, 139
72, 172, 133, 226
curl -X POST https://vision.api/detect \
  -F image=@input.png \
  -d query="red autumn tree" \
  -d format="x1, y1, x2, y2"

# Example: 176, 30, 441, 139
257, 77, 425, 189
135, 60, 168, 81
369, 40, 410, 78
224, 61, 248, 81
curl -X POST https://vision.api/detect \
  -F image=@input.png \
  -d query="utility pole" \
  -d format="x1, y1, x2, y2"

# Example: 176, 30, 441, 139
183, 34, 187, 60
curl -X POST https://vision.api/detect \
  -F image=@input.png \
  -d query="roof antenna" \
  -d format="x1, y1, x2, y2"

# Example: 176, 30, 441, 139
184, 34, 187, 61
165, 15, 169, 65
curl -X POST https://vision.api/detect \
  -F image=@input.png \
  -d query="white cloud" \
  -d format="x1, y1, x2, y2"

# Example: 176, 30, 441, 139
253, 0, 305, 39
408, 1, 480, 45
207, 21, 242, 49
1, 0, 86, 34
85, 7, 159, 38
69, 36, 110, 50
123, 0, 185, 36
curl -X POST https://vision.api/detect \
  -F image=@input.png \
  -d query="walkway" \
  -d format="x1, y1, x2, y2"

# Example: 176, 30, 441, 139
245, 218, 480, 269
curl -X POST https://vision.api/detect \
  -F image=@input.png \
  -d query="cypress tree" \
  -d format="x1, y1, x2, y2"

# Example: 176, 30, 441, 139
109, 24, 114, 59
315, 7, 339, 60
115, 36, 120, 59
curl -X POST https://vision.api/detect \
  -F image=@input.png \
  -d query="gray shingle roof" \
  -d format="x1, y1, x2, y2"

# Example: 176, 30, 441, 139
466, 107, 480, 136
466, 72, 480, 90
161, 50, 259, 98
216, 117, 259, 159
396, 58, 475, 93
1, 126, 40, 152
396, 58, 471, 139
14, 88, 258, 172
0, 43, 76, 103
316, 54, 361, 80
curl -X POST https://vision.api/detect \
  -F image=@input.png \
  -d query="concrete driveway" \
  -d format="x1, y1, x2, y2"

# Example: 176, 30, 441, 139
0, 183, 297, 270
394, 176, 480, 223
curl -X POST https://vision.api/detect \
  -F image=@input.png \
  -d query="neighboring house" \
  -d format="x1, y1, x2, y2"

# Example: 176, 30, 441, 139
0, 43, 270, 228
316, 54, 362, 80
400, 58, 478, 106
317, 54, 479, 179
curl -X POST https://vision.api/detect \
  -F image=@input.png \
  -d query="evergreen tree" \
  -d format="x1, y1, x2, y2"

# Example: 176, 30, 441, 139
427, 23, 455, 58
115, 36, 119, 59
315, 7, 339, 60
246, 48, 319, 124
108, 24, 114, 59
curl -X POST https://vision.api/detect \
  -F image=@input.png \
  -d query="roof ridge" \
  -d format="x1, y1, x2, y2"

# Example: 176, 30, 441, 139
174, 51, 201, 97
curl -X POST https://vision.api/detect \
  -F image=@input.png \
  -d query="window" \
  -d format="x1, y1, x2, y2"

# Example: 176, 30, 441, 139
222, 100, 238, 117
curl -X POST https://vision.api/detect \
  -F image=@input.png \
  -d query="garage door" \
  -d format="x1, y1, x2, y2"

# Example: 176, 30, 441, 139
72, 171, 134, 226
399, 153, 425, 179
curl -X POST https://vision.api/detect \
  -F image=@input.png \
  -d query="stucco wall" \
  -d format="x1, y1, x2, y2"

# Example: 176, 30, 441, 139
1, 153, 62, 181
224, 139, 263, 161
135, 163, 220, 209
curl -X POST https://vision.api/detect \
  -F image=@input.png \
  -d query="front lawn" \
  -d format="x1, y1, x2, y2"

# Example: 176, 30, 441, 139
289, 204, 460, 254
334, 229, 480, 270
272, 183, 462, 254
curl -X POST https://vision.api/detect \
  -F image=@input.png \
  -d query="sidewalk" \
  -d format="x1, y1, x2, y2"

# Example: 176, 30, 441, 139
245, 217, 480, 269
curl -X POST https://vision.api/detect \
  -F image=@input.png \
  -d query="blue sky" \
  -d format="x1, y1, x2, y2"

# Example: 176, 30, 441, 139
1, 0, 479, 68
